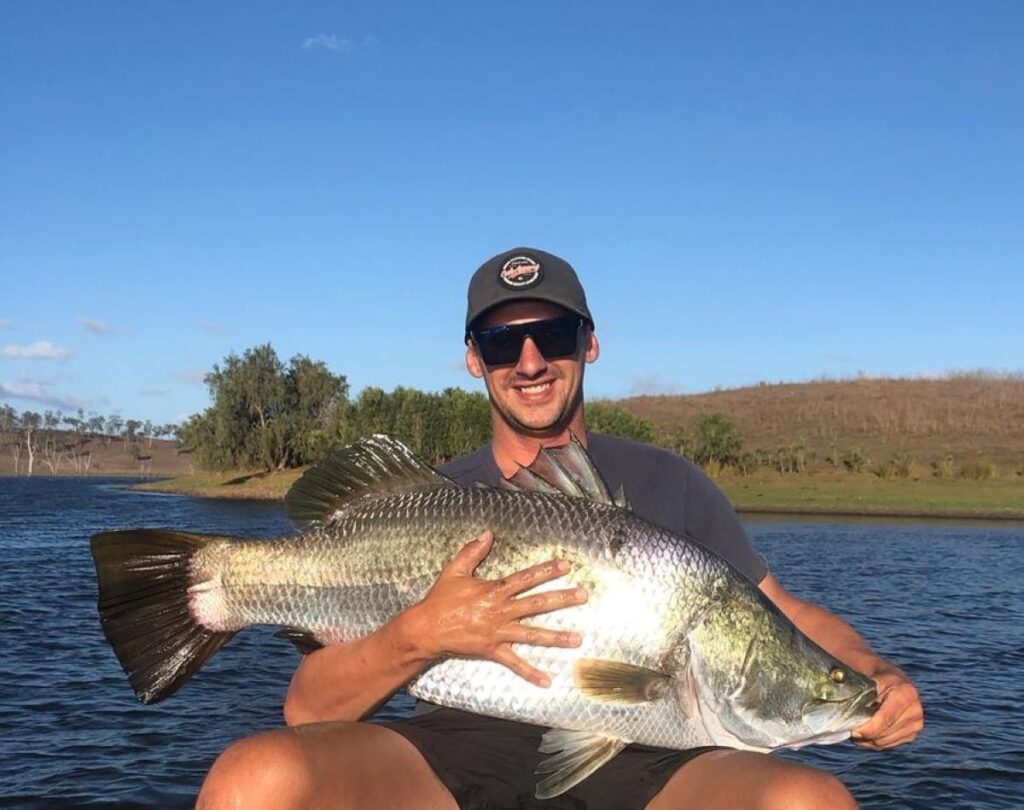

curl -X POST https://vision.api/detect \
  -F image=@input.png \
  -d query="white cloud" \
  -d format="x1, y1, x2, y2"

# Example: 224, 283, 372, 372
625, 372, 682, 396
0, 379, 84, 410
303, 33, 353, 53
80, 317, 114, 335
1, 341, 72, 360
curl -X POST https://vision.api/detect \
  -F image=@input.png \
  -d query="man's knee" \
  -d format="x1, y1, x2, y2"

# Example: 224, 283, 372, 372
197, 731, 314, 810
758, 766, 857, 810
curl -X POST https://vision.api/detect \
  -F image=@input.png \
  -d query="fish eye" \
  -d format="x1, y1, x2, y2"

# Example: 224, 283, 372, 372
829, 667, 846, 684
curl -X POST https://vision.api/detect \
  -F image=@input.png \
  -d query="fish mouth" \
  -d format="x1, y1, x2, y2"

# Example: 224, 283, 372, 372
804, 684, 878, 725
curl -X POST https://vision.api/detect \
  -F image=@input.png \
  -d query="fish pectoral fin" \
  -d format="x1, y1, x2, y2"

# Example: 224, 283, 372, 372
535, 729, 629, 799
274, 627, 325, 655
574, 658, 675, 704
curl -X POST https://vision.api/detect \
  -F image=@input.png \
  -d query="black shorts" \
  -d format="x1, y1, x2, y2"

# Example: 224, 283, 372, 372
382, 707, 721, 810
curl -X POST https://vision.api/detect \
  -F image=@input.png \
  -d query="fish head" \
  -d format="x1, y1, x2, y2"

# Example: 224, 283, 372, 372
685, 586, 878, 751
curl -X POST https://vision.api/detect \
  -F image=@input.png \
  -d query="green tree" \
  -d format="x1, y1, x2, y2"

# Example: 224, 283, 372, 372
692, 412, 744, 467
585, 402, 655, 443
183, 344, 348, 471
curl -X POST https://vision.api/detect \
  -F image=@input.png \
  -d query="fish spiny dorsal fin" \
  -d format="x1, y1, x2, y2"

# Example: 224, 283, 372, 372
503, 465, 562, 494
285, 434, 455, 529
509, 432, 620, 505
535, 729, 629, 799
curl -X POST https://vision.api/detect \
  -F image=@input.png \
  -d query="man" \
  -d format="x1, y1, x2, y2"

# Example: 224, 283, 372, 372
198, 248, 923, 809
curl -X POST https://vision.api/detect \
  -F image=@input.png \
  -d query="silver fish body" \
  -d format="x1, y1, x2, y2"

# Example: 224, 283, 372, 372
92, 435, 877, 797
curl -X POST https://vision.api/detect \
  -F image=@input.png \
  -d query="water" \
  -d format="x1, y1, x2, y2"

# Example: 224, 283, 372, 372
1, 478, 1022, 808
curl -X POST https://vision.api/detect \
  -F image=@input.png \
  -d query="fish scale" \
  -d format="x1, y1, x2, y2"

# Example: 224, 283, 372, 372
188, 484, 729, 750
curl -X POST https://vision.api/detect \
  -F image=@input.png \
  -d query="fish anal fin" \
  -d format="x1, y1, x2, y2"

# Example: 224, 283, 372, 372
574, 658, 674, 704
535, 729, 628, 799
275, 627, 325, 655
285, 434, 455, 529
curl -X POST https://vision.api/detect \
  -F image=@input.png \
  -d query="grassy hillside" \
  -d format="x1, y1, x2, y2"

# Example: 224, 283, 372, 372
0, 433, 193, 477
618, 374, 1024, 470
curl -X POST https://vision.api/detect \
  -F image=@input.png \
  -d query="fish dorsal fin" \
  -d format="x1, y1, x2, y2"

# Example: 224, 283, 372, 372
535, 729, 628, 799
504, 465, 563, 495
285, 434, 455, 528
502, 433, 623, 506
574, 658, 675, 704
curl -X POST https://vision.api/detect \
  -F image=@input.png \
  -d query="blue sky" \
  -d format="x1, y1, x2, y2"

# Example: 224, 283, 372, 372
2, 1, 1021, 425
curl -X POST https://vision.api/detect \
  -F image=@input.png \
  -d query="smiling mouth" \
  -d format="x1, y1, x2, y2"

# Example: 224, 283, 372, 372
516, 382, 553, 396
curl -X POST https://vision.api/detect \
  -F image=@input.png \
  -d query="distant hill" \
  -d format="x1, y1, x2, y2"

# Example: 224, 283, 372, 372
616, 374, 1024, 468
0, 433, 194, 477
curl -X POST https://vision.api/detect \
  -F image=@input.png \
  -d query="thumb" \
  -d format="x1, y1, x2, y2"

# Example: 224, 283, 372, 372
445, 530, 494, 577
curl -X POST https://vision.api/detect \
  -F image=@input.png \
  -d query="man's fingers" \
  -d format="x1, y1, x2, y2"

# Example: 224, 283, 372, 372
495, 559, 572, 595
444, 530, 494, 577
510, 587, 588, 617
492, 646, 551, 688
497, 624, 582, 648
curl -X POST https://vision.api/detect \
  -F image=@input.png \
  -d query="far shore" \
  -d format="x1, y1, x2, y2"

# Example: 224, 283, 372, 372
132, 468, 1024, 522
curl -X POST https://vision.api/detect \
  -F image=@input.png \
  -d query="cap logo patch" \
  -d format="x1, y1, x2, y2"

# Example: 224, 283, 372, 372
499, 256, 543, 289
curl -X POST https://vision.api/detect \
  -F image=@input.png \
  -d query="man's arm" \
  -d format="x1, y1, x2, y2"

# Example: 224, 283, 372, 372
284, 530, 586, 726
759, 574, 924, 750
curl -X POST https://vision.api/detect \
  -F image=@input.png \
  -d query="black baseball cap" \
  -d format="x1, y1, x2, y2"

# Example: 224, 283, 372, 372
464, 247, 593, 340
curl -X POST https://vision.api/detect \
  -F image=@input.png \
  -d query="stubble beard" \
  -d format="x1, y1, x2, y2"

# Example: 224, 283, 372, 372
487, 374, 585, 439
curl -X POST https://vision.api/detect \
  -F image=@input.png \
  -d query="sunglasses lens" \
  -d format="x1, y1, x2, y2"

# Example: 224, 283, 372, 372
532, 318, 580, 358
474, 316, 582, 366
479, 329, 525, 366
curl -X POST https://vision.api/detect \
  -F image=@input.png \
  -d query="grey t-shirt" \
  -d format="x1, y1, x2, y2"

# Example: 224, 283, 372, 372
439, 432, 768, 585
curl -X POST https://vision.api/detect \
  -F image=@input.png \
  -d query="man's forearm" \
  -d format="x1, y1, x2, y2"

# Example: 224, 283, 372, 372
283, 609, 433, 726
785, 598, 899, 678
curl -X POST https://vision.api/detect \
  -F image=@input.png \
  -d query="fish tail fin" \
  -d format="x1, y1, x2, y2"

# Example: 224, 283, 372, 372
90, 529, 238, 704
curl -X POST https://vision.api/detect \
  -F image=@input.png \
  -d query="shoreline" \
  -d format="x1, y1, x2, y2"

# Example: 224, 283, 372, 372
130, 473, 1024, 523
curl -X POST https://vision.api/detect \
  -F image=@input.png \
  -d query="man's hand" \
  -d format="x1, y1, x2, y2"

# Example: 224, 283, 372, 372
400, 529, 587, 688
851, 665, 924, 750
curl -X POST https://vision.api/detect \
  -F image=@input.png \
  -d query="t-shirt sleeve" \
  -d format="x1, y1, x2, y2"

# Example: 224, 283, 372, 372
683, 465, 768, 585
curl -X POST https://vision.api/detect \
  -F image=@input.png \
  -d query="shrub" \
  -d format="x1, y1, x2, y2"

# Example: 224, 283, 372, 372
874, 454, 914, 480
693, 413, 744, 467
842, 447, 869, 473
959, 460, 997, 480
586, 402, 655, 443
932, 456, 955, 479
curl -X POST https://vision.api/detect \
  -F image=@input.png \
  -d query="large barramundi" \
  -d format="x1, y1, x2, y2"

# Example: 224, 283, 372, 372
91, 435, 876, 798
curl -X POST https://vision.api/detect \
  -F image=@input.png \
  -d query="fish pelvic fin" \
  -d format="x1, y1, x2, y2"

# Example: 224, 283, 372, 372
90, 529, 238, 704
503, 432, 628, 508
574, 658, 674, 704
275, 627, 325, 655
535, 729, 629, 799
285, 434, 457, 528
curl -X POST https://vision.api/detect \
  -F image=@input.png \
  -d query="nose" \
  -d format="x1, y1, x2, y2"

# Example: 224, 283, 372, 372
514, 336, 548, 376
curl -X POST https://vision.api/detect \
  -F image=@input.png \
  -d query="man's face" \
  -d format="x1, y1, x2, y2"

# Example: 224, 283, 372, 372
466, 300, 599, 437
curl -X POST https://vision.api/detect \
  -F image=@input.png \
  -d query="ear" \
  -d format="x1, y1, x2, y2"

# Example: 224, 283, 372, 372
466, 343, 485, 378
584, 331, 600, 364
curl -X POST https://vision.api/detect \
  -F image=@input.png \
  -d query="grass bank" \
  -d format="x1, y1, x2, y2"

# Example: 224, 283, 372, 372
138, 468, 1024, 520
135, 468, 304, 501
717, 470, 1024, 519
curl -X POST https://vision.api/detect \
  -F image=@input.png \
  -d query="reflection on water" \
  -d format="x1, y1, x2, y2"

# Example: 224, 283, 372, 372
1, 478, 1021, 808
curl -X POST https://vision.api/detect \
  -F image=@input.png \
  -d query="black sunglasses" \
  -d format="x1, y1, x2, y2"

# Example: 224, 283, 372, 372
471, 315, 585, 367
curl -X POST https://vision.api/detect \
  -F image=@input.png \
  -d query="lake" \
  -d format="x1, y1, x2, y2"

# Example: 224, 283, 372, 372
1, 477, 1021, 808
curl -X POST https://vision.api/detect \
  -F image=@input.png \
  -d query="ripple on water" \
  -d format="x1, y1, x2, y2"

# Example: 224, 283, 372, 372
3, 482, 1024, 807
